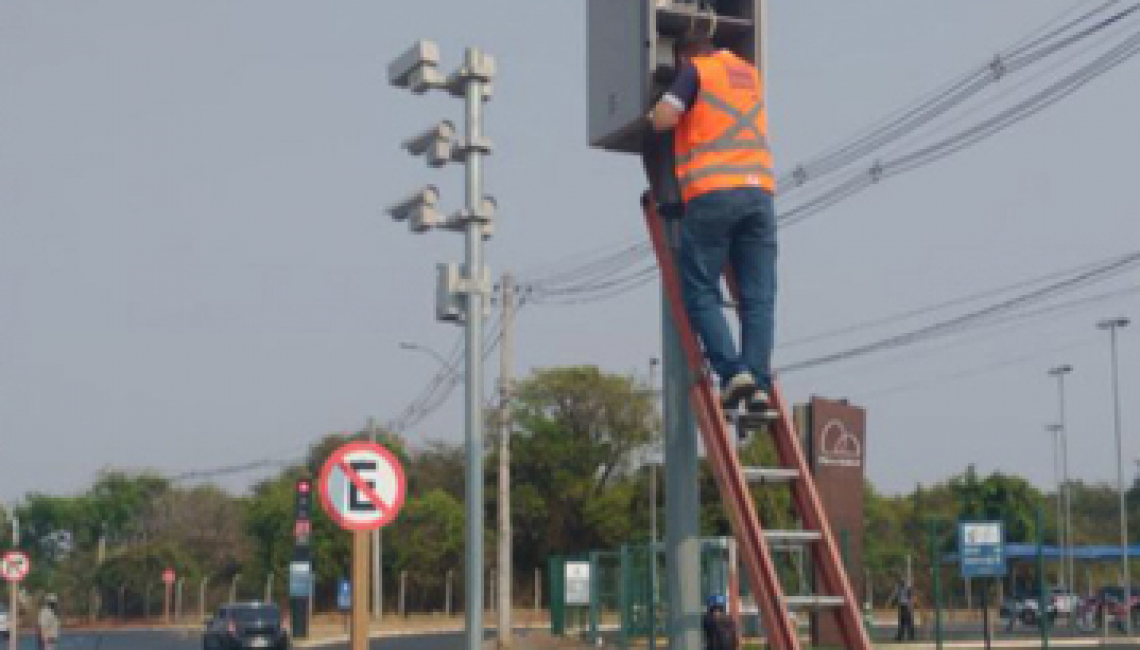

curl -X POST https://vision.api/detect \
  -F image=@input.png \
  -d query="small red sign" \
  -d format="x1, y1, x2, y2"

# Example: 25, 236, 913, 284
162, 568, 176, 584
1, 550, 30, 582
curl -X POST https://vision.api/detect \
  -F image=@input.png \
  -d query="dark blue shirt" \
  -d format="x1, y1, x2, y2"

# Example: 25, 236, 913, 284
663, 61, 700, 112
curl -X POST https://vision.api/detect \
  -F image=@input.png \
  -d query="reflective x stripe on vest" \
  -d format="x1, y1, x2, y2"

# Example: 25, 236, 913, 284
675, 93, 770, 167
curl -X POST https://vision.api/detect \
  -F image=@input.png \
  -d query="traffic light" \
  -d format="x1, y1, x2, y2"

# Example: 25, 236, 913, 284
295, 478, 312, 521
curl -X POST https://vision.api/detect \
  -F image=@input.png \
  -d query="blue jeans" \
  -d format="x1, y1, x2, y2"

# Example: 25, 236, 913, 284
677, 187, 777, 388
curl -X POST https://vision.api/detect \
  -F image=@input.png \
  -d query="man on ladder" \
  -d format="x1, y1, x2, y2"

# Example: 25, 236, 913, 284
648, 30, 778, 418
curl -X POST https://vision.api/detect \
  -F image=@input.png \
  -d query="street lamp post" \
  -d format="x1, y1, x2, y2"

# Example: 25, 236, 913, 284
1048, 364, 1074, 594
1098, 317, 1131, 635
1046, 423, 1065, 585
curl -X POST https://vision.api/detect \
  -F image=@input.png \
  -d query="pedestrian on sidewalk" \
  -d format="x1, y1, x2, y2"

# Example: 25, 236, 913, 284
36, 594, 61, 650
702, 594, 739, 650
889, 574, 917, 641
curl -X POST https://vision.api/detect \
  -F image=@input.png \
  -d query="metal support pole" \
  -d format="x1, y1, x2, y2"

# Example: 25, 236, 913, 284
648, 356, 659, 650
1047, 424, 1063, 572
369, 417, 383, 621
1049, 364, 1074, 595
1036, 506, 1050, 648
8, 515, 18, 650
461, 47, 489, 650
662, 222, 701, 650
230, 574, 240, 604
928, 521, 944, 650
400, 570, 407, 618
498, 273, 515, 649
1099, 318, 1131, 636
200, 577, 209, 620
446, 570, 453, 618
265, 572, 273, 604
177, 578, 184, 621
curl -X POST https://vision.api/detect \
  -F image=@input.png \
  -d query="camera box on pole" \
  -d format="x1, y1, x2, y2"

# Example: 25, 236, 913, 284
587, 0, 764, 155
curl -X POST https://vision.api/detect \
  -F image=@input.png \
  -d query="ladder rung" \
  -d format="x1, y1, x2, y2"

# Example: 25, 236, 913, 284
764, 530, 822, 544
786, 595, 845, 609
742, 467, 799, 483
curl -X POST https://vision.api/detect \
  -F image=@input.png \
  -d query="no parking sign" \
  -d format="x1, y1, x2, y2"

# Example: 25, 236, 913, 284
318, 441, 407, 531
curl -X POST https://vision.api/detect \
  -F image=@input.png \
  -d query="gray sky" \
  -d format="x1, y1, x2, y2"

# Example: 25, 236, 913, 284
1, 1, 1137, 501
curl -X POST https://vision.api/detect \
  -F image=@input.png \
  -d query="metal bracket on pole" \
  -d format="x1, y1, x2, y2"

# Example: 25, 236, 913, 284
445, 49, 496, 97
436, 263, 492, 324
450, 136, 495, 161
441, 197, 497, 232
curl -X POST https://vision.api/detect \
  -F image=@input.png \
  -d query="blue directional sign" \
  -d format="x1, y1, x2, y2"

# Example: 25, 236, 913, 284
959, 521, 1006, 578
337, 578, 351, 611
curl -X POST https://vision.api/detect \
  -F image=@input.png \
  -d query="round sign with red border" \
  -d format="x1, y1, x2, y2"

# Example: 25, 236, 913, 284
1, 550, 30, 582
318, 441, 407, 532
162, 568, 176, 584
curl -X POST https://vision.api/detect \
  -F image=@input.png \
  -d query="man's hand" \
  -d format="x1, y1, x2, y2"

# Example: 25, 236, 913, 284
648, 98, 683, 132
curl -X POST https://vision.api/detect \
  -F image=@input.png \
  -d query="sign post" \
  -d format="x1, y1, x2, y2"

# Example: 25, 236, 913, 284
959, 521, 1007, 650
319, 441, 407, 650
3, 549, 30, 650
162, 568, 175, 624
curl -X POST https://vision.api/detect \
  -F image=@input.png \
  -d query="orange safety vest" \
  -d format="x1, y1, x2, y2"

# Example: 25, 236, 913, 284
674, 50, 775, 203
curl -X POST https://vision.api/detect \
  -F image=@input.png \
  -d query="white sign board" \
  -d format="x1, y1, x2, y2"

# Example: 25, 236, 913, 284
565, 561, 591, 606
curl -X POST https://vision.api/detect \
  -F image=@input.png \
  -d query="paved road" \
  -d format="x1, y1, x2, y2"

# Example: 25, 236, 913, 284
3, 628, 519, 649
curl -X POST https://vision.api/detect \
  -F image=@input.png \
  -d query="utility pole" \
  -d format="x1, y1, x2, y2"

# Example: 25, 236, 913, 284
1097, 317, 1130, 636
369, 417, 383, 622
387, 41, 497, 650
497, 273, 516, 649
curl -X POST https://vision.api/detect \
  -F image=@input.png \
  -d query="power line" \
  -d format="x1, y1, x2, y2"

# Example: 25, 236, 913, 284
777, 253, 1140, 374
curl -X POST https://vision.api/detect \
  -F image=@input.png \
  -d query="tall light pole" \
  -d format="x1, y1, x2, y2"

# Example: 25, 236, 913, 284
388, 40, 497, 650
1098, 317, 1130, 635
1046, 423, 1065, 581
1048, 364, 1074, 594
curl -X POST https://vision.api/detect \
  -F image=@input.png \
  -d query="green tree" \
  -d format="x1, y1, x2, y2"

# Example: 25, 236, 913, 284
509, 366, 656, 574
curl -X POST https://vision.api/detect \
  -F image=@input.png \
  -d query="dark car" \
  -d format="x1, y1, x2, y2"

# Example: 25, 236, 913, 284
203, 602, 289, 650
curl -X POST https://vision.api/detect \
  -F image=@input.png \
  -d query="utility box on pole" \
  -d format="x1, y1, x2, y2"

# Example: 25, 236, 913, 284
587, 0, 764, 154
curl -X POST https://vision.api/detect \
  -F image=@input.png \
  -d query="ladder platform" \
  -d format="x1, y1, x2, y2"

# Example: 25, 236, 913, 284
728, 411, 776, 430
786, 595, 846, 609
742, 467, 799, 483
764, 530, 822, 544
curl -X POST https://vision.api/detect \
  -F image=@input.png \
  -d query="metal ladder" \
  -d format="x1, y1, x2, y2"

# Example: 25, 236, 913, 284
642, 196, 872, 650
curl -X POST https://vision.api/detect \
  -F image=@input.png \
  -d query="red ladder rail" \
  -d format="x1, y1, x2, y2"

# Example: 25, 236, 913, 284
642, 195, 873, 650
